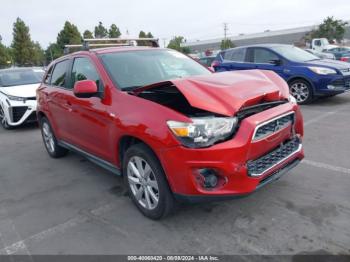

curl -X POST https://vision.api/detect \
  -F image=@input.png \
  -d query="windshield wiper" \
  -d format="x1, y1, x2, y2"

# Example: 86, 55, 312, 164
121, 86, 143, 91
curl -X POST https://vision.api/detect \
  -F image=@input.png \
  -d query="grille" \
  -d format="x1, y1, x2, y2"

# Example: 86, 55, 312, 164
26, 111, 37, 122
253, 112, 294, 141
11, 106, 28, 122
247, 137, 301, 177
331, 78, 350, 88
25, 97, 36, 100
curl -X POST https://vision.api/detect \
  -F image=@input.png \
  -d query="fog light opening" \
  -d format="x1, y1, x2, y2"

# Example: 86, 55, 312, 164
199, 168, 218, 189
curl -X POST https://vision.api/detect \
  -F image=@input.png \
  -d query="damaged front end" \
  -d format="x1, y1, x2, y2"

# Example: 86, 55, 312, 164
131, 71, 291, 148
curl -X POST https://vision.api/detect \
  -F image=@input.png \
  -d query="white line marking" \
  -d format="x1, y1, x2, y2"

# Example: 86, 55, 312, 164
302, 159, 350, 175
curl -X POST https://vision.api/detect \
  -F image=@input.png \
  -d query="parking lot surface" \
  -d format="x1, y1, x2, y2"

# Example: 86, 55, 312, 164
0, 93, 350, 255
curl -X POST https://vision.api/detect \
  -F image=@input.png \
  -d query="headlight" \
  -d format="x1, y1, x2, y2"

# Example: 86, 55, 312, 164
167, 117, 238, 148
5, 94, 26, 101
289, 94, 297, 104
308, 66, 337, 75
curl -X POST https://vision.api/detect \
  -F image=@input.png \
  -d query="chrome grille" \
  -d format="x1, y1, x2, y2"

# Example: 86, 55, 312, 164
253, 112, 294, 141
247, 137, 301, 177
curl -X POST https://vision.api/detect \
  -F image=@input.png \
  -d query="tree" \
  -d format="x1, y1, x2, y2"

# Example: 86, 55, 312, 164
167, 36, 190, 54
109, 24, 121, 38
45, 43, 61, 63
11, 18, 34, 66
146, 32, 153, 38
310, 16, 348, 43
139, 30, 147, 38
83, 30, 94, 39
56, 21, 82, 50
0, 39, 12, 68
220, 39, 235, 50
94, 22, 108, 38
31, 41, 45, 66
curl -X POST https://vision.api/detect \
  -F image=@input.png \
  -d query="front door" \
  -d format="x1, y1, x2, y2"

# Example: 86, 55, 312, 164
247, 47, 287, 80
65, 56, 112, 162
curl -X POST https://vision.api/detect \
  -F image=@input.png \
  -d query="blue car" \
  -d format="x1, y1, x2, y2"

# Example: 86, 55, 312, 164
213, 44, 350, 104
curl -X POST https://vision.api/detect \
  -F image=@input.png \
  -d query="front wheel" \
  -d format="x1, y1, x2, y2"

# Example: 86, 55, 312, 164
0, 106, 12, 130
123, 144, 176, 220
40, 117, 68, 158
289, 79, 313, 104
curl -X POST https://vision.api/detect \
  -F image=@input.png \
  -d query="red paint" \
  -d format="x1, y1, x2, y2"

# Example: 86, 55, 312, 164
37, 47, 304, 197
73, 80, 98, 95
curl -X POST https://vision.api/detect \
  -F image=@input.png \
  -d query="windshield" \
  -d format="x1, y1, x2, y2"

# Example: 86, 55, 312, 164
0, 69, 44, 87
270, 46, 319, 62
99, 49, 211, 90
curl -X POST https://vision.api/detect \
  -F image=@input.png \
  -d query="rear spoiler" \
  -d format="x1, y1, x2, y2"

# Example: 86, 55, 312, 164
64, 38, 159, 54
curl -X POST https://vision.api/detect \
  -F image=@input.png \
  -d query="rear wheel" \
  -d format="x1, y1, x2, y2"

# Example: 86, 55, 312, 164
40, 117, 68, 158
123, 144, 175, 220
0, 106, 12, 130
289, 79, 313, 104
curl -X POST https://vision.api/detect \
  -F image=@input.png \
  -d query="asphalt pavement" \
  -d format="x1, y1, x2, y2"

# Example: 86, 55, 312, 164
0, 93, 349, 255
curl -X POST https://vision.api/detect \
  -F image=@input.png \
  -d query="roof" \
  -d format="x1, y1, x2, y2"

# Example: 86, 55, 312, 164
183, 21, 350, 48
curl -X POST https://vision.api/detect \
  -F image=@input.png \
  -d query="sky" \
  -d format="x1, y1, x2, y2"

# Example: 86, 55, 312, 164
0, 0, 349, 48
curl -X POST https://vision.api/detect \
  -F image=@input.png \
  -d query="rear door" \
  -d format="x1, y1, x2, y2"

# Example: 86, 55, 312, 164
215, 48, 253, 71
247, 47, 287, 79
65, 56, 112, 161
46, 59, 73, 139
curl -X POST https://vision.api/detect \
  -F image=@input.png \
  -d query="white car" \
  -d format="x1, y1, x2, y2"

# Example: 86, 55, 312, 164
0, 67, 44, 129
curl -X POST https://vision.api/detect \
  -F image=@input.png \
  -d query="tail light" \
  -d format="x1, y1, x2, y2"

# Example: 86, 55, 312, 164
211, 60, 220, 68
340, 57, 349, 62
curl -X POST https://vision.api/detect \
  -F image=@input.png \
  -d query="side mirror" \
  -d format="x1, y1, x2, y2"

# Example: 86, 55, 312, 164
73, 80, 99, 98
269, 59, 282, 66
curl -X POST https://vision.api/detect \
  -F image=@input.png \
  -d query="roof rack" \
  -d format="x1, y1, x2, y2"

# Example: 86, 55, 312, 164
64, 38, 159, 54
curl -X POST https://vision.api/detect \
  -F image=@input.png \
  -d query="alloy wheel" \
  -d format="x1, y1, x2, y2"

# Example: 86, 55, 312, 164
127, 156, 159, 210
290, 82, 310, 103
42, 122, 55, 153
0, 106, 9, 128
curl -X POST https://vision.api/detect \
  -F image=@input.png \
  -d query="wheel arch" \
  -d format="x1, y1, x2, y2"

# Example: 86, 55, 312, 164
287, 76, 315, 94
117, 134, 175, 191
36, 111, 47, 123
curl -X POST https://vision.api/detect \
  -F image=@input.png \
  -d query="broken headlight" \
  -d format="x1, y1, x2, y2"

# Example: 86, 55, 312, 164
167, 117, 238, 148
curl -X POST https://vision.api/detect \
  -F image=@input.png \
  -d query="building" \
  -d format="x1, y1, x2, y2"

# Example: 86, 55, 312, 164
183, 22, 350, 53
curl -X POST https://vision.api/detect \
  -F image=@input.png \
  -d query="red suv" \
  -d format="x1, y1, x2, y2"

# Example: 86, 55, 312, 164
37, 45, 304, 219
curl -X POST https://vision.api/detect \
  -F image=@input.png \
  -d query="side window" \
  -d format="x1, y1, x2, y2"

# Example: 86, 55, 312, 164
223, 50, 233, 60
50, 60, 69, 87
253, 48, 279, 64
44, 66, 53, 84
71, 57, 101, 88
231, 48, 246, 62
314, 40, 321, 46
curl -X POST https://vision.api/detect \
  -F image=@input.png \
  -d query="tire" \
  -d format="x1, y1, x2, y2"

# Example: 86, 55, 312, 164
123, 143, 176, 220
289, 79, 314, 104
0, 106, 12, 130
40, 117, 68, 158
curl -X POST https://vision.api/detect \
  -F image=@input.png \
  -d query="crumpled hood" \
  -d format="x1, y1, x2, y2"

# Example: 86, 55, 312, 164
0, 83, 39, 98
135, 70, 289, 116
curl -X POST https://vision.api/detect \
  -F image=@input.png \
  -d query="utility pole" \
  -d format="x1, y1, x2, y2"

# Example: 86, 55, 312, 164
223, 22, 228, 49
223, 22, 228, 40
162, 38, 167, 48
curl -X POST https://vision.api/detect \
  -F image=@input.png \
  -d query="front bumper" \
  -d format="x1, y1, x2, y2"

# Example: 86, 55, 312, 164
1, 99, 37, 126
313, 75, 350, 96
158, 102, 304, 199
